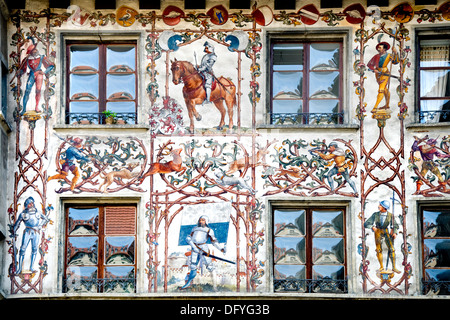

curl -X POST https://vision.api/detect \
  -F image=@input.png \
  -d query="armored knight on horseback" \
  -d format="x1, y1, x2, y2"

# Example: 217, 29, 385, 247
196, 41, 217, 105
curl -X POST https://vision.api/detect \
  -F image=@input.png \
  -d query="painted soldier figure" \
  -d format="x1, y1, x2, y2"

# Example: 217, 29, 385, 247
12, 196, 49, 274
47, 137, 90, 191
412, 136, 450, 193
19, 40, 55, 115
313, 142, 358, 194
182, 215, 226, 289
197, 41, 217, 105
367, 42, 399, 113
364, 200, 400, 273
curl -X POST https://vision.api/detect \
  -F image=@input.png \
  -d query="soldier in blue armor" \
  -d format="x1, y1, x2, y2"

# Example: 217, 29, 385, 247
12, 196, 49, 274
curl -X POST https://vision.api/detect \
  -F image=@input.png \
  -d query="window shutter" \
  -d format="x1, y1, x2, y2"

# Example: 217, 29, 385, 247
104, 206, 136, 235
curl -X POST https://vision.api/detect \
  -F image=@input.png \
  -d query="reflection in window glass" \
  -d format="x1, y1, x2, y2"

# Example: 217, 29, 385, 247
70, 74, 99, 99
313, 265, 345, 280
67, 42, 137, 124
107, 74, 135, 99
271, 41, 342, 124
312, 238, 344, 264
313, 210, 344, 237
272, 72, 302, 99
422, 206, 450, 295
273, 207, 346, 293
68, 207, 99, 235
107, 46, 135, 71
105, 236, 135, 265
67, 237, 98, 265
70, 45, 99, 71
309, 43, 340, 70
65, 205, 136, 293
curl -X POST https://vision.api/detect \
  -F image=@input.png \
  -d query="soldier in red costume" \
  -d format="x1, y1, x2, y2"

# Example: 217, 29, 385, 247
18, 40, 54, 115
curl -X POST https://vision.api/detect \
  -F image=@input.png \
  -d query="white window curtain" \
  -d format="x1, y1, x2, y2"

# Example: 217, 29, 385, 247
420, 40, 450, 123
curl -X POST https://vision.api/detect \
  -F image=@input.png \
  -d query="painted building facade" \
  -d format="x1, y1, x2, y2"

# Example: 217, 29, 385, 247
0, 0, 450, 299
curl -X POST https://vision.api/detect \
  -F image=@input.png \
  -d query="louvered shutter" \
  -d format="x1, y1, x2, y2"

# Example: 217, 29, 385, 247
104, 206, 136, 235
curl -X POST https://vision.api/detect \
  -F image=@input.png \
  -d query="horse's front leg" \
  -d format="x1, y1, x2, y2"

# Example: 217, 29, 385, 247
186, 101, 196, 133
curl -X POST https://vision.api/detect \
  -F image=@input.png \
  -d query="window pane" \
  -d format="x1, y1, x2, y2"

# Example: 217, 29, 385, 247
309, 43, 340, 70
420, 70, 450, 98
312, 265, 345, 280
70, 74, 99, 100
424, 209, 450, 238
313, 210, 344, 237
69, 101, 100, 124
309, 71, 339, 98
420, 100, 450, 113
309, 100, 339, 114
274, 237, 305, 264
65, 266, 98, 293
424, 239, 450, 268
274, 209, 305, 236
105, 236, 135, 265
273, 72, 302, 99
104, 266, 135, 293
70, 45, 99, 71
274, 265, 306, 280
67, 237, 98, 265
420, 40, 450, 68
273, 43, 303, 71
425, 269, 450, 281
107, 74, 135, 100
68, 207, 99, 235
312, 238, 344, 264
107, 45, 135, 72
272, 100, 302, 115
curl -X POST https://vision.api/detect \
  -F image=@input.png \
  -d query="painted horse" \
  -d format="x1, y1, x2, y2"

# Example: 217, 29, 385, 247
170, 59, 236, 133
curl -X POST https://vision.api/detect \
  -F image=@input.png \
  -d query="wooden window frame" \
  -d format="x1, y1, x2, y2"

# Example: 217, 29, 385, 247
66, 41, 138, 124
272, 206, 347, 293
269, 40, 344, 125
416, 34, 450, 123
420, 204, 450, 295
64, 204, 137, 293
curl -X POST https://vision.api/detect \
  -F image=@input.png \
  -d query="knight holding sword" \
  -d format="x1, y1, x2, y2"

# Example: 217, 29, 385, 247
181, 215, 231, 289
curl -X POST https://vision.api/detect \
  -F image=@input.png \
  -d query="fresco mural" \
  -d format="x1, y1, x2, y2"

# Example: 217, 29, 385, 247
3, 1, 450, 297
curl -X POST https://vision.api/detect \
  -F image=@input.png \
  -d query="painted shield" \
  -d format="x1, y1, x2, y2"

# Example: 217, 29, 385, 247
225, 31, 249, 52
391, 2, 414, 23
116, 6, 138, 27
66, 5, 90, 26
343, 3, 366, 24
162, 5, 184, 26
298, 4, 320, 25
252, 5, 273, 26
439, 2, 450, 21
207, 5, 228, 25
158, 30, 183, 52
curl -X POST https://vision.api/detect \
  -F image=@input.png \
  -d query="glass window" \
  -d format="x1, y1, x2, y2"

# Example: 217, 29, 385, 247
271, 41, 343, 125
66, 42, 137, 124
421, 206, 450, 295
418, 38, 450, 123
273, 207, 347, 293
64, 205, 136, 293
